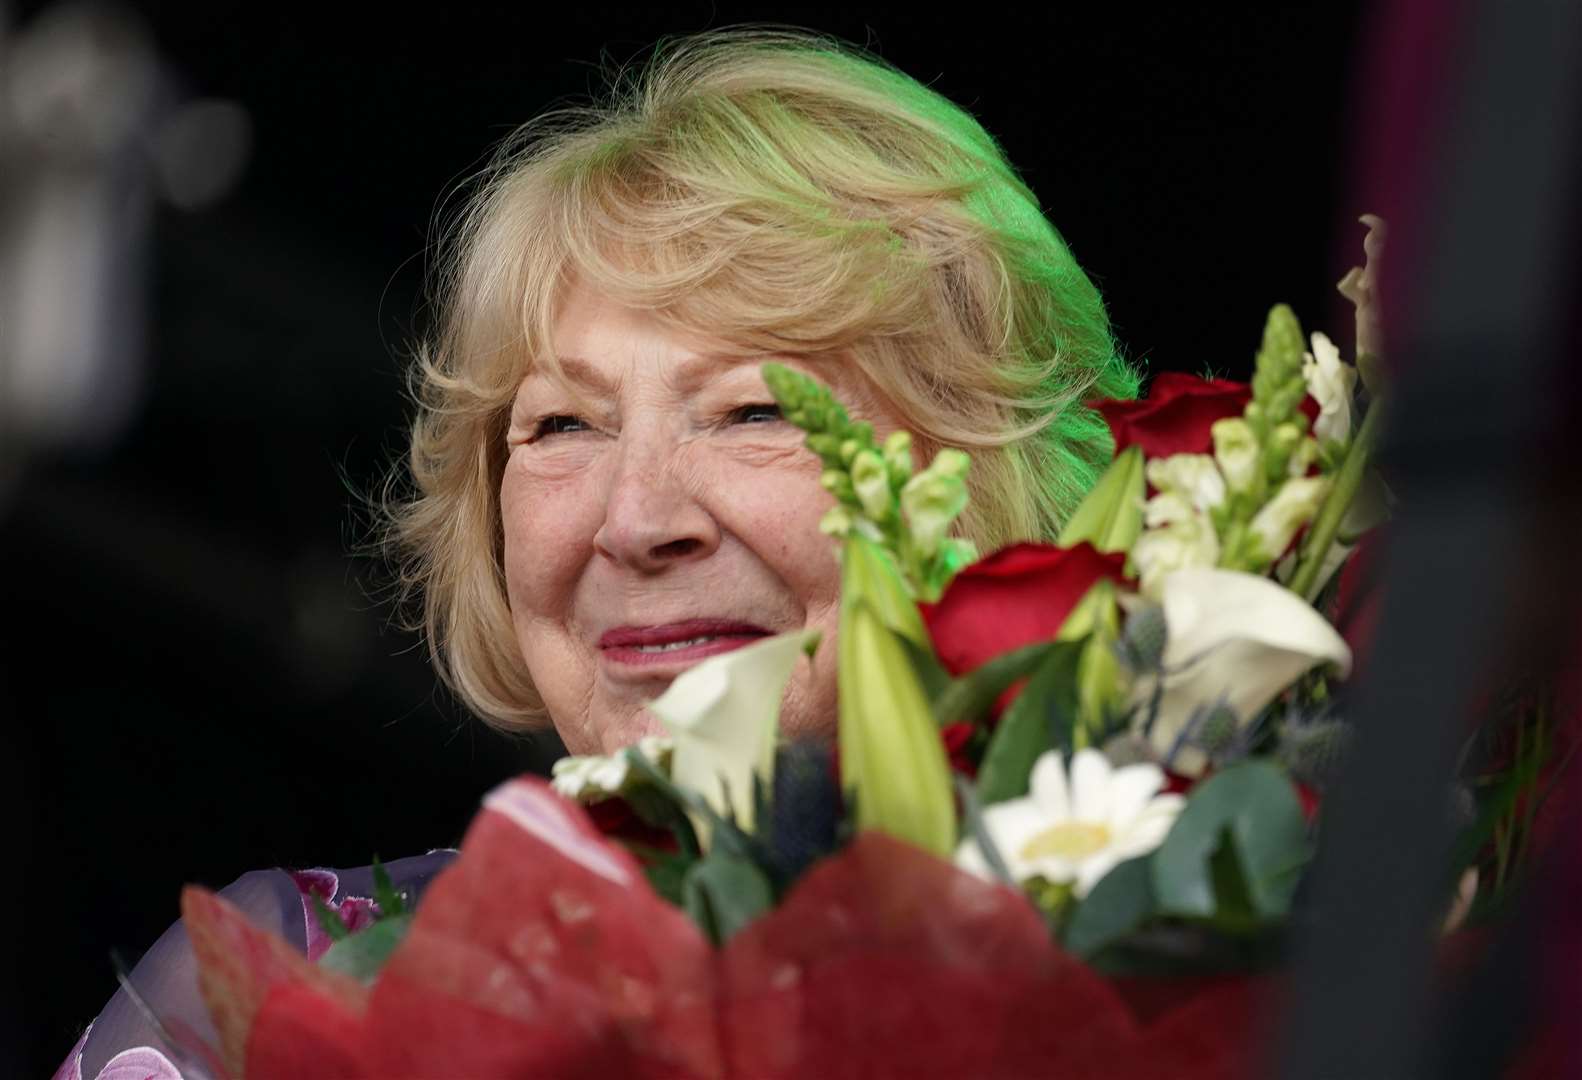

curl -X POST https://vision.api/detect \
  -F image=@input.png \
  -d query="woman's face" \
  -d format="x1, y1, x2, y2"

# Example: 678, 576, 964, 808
501, 283, 900, 756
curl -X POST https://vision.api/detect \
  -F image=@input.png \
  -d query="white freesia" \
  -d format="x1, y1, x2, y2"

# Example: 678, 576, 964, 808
1132, 493, 1220, 599
956, 749, 1185, 898
1211, 417, 1259, 494
1141, 567, 1352, 775
551, 735, 673, 801
648, 629, 818, 844
1146, 453, 1226, 513
1248, 475, 1330, 562
1302, 332, 1358, 444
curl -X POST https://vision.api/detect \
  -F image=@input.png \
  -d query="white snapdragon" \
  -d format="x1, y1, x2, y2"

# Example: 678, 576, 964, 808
1302, 331, 1358, 444
1145, 453, 1226, 513
1132, 492, 1220, 599
1248, 475, 1331, 562
899, 448, 971, 558
956, 749, 1185, 898
1211, 418, 1260, 494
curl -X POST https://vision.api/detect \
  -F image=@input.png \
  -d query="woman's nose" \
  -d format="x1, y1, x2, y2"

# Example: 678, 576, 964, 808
592, 452, 721, 573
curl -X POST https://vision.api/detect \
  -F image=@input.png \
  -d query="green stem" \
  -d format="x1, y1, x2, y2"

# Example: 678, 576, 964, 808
1288, 403, 1384, 600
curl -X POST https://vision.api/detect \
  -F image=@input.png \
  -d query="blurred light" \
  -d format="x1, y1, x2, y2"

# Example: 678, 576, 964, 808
0, 1, 250, 484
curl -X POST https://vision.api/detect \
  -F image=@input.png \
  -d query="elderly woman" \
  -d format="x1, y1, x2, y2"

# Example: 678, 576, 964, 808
58, 28, 1132, 1078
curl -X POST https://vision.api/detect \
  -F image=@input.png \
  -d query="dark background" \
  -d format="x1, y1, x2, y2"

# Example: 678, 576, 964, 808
6, 2, 1366, 1070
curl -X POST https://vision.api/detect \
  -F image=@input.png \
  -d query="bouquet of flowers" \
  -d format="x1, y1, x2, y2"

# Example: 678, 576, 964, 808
168, 218, 1570, 1077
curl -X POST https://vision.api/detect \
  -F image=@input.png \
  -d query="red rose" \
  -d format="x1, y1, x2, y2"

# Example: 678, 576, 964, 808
1091, 373, 1252, 459
1091, 372, 1321, 460
920, 542, 1129, 677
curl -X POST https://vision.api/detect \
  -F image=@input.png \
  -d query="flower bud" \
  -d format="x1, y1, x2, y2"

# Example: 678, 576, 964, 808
882, 430, 914, 484
821, 469, 854, 503
851, 450, 893, 521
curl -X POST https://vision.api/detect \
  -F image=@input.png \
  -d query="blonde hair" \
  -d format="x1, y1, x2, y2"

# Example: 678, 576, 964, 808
384, 28, 1138, 731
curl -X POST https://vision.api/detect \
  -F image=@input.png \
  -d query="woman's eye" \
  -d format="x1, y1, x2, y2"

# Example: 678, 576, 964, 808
727, 403, 783, 425
530, 414, 591, 441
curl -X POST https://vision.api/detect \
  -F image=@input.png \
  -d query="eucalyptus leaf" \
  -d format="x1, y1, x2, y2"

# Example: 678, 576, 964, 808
319, 913, 413, 983
1058, 445, 1145, 553
682, 854, 774, 944
1151, 761, 1309, 923
1063, 856, 1155, 958
975, 642, 1082, 805
933, 640, 1059, 728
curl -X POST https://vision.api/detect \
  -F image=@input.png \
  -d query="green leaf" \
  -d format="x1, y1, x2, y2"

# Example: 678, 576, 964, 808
896, 633, 954, 703
636, 849, 692, 906
1063, 856, 1155, 958
932, 640, 1060, 728
1057, 445, 1145, 554
975, 642, 1082, 805
681, 854, 774, 945
1150, 761, 1309, 923
319, 913, 412, 983
370, 857, 406, 918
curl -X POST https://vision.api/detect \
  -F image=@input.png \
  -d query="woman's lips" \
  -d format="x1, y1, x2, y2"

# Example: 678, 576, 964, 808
598, 619, 772, 670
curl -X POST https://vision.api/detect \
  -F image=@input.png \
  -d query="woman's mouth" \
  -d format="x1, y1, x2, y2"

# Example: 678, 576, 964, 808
597, 619, 772, 670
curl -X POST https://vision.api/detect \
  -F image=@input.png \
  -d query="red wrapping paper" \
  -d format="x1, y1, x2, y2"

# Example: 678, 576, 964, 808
185, 776, 1272, 1079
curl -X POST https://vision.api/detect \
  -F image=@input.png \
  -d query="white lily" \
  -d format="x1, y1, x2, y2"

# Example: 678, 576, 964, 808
551, 735, 673, 802
647, 629, 818, 845
1139, 568, 1351, 775
1132, 493, 1220, 599
956, 748, 1185, 898
1302, 331, 1358, 444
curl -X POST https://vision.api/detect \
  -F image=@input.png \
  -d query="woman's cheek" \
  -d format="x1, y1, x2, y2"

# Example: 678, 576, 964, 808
500, 450, 607, 607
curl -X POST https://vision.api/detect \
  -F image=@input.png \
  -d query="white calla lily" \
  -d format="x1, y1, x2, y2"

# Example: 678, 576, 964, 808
1141, 568, 1351, 775
647, 629, 818, 844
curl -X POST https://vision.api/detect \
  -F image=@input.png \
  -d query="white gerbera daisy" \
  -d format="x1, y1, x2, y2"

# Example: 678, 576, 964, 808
956, 749, 1185, 898
550, 735, 673, 802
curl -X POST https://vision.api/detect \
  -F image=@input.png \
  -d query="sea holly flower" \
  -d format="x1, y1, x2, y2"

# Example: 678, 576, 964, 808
1140, 567, 1352, 775
955, 748, 1185, 898
1302, 331, 1358, 444
551, 735, 675, 802
1132, 493, 1220, 599
647, 629, 819, 844
1248, 475, 1331, 562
